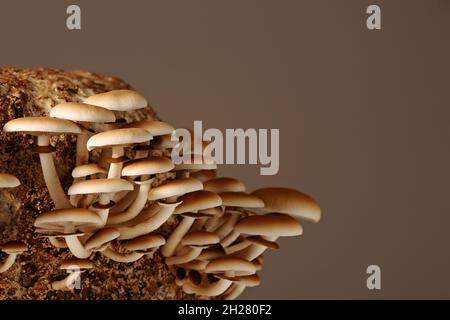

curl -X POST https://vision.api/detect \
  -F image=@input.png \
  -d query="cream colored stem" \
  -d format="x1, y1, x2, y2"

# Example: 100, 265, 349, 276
51, 270, 81, 290
216, 212, 240, 239
191, 217, 208, 231
65, 235, 92, 259
48, 237, 67, 248
225, 284, 246, 300
76, 127, 90, 165
107, 182, 152, 225
0, 253, 17, 273
110, 187, 139, 213
220, 230, 240, 248
205, 214, 228, 232
165, 247, 203, 265
234, 236, 279, 261
116, 201, 180, 240
102, 247, 144, 263
38, 135, 71, 209
182, 279, 232, 296
224, 239, 251, 255
161, 216, 195, 257
107, 147, 124, 179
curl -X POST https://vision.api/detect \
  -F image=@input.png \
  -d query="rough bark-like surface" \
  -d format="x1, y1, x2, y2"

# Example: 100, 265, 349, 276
0, 67, 192, 300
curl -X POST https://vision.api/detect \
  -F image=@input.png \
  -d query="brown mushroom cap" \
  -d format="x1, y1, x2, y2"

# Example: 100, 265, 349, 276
60, 258, 94, 270
123, 233, 166, 251
34, 208, 103, 231
68, 178, 134, 195
198, 206, 224, 216
1, 241, 27, 254
251, 187, 321, 222
87, 128, 152, 151
122, 120, 174, 136
3, 117, 82, 136
83, 89, 147, 112
235, 213, 303, 237
205, 257, 256, 274
197, 245, 225, 260
219, 192, 264, 208
234, 274, 261, 287
174, 190, 222, 214
84, 228, 120, 250
204, 177, 246, 193
148, 177, 203, 201
246, 235, 280, 250
122, 156, 174, 177
152, 134, 179, 149
72, 163, 107, 178
0, 173, 20, 188
49, 102, 116, 123
181, 231, 220, 247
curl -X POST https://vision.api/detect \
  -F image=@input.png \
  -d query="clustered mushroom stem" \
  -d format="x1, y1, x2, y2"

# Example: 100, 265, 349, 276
0, 253, 18, 273
76, 127, 90, 166
48, 237, 68, 248
37, 135, 72, 209
234, 236, 279, 261
225, 283, 246, 300
161, 216, 195, 257
64, 235, 92, 259
107, 146, 125, 179
165, 247, 203, 265
51, 270, 81, 290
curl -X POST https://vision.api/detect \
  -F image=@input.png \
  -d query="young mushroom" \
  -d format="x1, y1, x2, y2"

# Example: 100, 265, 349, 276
70, 163, 108, 207
3, 117, 82, 209
51, 258, 93, 290
0, 241, 27, 273
123, 233, 166, 258
84, 227, 121, 252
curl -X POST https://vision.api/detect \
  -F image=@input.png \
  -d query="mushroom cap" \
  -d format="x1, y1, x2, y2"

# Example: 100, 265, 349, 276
34, 208, 103, 231
148, 177, 203, 201
87, 128, 152, 151
84, 228, 120, 250
60, 258, 94, 270
246, 235, 280, 250
173, 154, 217, 171
197, 245, 225, 260
174, 190, 223, 214
68, 178, 134, 195
122, 120, 174, 136
219, 192, 264, 208
251, 187, 321, 222
153, 134, 179, 149
83, 89, 147, 112
72, 163, 107, 178
190, 169, 217, 181
235, 213, 303, 237
124, 233, 166, 251
181, 231, 220, 247
0, 173, 20, 188
50, 102, 116, 123
122, 156, 174, 176
235, 274, 261, 287
205, 257, 256, 274
1, 241, 27, 254
3, 117, 81, 136
204, 177, 246, 193
198, 206, 224, 216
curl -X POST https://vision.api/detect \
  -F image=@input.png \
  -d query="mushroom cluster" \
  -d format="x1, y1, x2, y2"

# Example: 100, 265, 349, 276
2, 89, 321, 299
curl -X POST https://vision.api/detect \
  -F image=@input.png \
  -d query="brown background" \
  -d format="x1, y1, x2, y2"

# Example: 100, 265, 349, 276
1, 0, 450, 299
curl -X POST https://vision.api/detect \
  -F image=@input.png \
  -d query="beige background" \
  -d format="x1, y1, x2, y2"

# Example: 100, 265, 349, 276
1, 0, 450, 299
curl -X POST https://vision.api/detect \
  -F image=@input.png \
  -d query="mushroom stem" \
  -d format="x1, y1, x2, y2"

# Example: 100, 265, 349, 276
165, 247, 203, 265
102, 247, 144, 263
234, 236, 279, 261
107, 146, 125, 179
107, 181, 152, 225
182, 278, 232, 297
161, 216, 195, 257
205, 214, 228, 232
37, 135, 72, 209
51, 270, 81, 290
48, 237, 68, 248
110, 187, 139, 213
220, 230, 240, 248
76, 127, 90, 166
224, 239, 252, 255
64, 235, 92, 259
0, 253, 18, 273
216, 212, 240, 239
225, 283, 246, 300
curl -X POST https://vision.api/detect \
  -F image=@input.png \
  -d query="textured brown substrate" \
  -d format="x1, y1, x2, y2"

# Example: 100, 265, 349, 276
0, 67, 194, 299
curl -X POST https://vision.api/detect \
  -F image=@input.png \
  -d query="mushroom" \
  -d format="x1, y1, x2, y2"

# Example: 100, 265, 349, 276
165, 231, 219, 265
34, 208, 103, 258
49, 102, 116, 165
223, 274, 261, 300
173, 154, 217, 179
106, 156, 174, 225
70, 163, 108, 207
190, 169, 217, 182
3, 117, 82, 208
0, 173, 20, 188
51, 258, 93, 290
161, 190, 222, 258
203, 177, 246, 193
84, 227, 120, 251
123, 233, 166, 257
148, 177, 203, 204
0, 241, 27, 273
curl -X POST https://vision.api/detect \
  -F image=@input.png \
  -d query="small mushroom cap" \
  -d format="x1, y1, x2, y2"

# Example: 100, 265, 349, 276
197, 245, 225, 260
60, 258, 94, 270
1, 241, 27, 254
251, 187, 321, 222
219, 192, 264, 208
85, 228, 120, 250
50, 102, 116, 123
72, 163, 107, 178
181, 231, 220, 247
148, 177, 203, 201
83, 90, 147, 112
122, 120, 174, 136
204, 177, 246, 193
124, 233, 166, 251
68, 178, 134, 195
87, 128, 152, 151
235, 274, 261, 287
174, 190, 223, 214
173, 154, 217, 171
0, 173, 20, 188
246, 235, 280, 250
205, 257, 256, 274
34, 208, 103, 230
122, 156, 174, 176
190, 169, 217, 181
153, 134, 179, 149
235, 213, 303, 237
3, 117, 82, 136
198, 206, 224, 216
